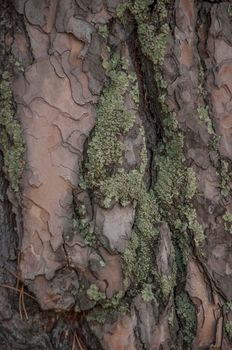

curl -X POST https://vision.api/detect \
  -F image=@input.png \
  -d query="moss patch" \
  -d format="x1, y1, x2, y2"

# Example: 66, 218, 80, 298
226, 321, 232, 340
84, 0, 203, 329
161, 274, 176, 298
228, 4, 232, 17
141, 283, 155, 302
223, 211, 232, 234
83, 49, 160, 293
128, 0, 170, 65
86, 290, 128, 324
123, 188, 160, 286
219, 160, 230, 198
98, 24, 108, 39
153, 109, 204, 249
176, 293, 197, 348
115, 0, 203, 294
85, 54, 137, 202
0, 70, 25, 192
197, 106, 215, 136
86, 284, 106, 302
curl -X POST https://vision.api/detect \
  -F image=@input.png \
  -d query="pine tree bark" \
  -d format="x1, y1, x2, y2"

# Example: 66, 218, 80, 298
1, 0, 232, 349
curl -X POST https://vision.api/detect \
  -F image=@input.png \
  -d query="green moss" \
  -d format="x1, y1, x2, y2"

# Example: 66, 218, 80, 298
78, 174, 87, 190
125, 0, 203, 252
141, 283, 155, 302
116, 3, 131, 18
168, 306, 175, 327
123, 188, 160, 286
83, 50, 148, 214
161, 274, 176, 298
154, 70, 168, 90
130, 0, 170, 65
117, 1, 170, 64
103, 291, 125, 309
198, 64, 207, 98
176, 293, 197, 347
197, 106, 215, 136
154, 123, 185, 206
228, 4, 232, 17
197, 62, 219, 151
86, 128, 147, 209
72, 204, 97, 246
130, 73, 140, 106
226, 301, 232, 311
87, 307, 109, 324
0, 71, 25, 192
86, 290, 128, 324
86, 284, 106, 302
220, 160, 230, 197
186, 168, 197, 200
184, 206, 205, 246
223, 211, 232, 234
226, 321, 232, 339
83, 0, 203, 316
98, 24, 108, 39
153, 110, 204, 248
85, 54, 136, 195
138, 23, 169, 65
116, 0, 203, 296
87, 302, 129, 324
99, 167, 145, 208
83, 48, 160, 293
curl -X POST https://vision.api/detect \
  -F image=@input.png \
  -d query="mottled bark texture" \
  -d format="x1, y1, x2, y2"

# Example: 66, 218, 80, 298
1, 0, 232, 349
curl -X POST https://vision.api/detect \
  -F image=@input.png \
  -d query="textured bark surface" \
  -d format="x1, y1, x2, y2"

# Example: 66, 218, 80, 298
1, 0, 232, 349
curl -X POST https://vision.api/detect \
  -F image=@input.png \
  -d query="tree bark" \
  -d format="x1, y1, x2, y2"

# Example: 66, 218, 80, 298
1, 0, 232, 349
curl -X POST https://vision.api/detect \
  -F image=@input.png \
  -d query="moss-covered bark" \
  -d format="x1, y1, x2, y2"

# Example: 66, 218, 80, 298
1, 0, 232, 349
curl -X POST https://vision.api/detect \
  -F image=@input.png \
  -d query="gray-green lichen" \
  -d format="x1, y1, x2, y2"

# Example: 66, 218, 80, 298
98, 24, 108, 39
153, 109, 204, 249
72, 204, 97, 246
176, 293, 197, 347
0, 70, 25, 192
198, 64, 207, 98
125, 1, 204, 251
223, 211, 232, 234
83, 0, 204, 326
86, 284, 106, 302
226, 320, 232, 340
226, 301, 232, 311
83, 49, 159, 293
220, 160, 230, 197
141, 283, 155, 302
117, 0, 170, 65
161, 274, 176, 298
228, 4, 232, 17
197, 105, 215, 136
123, 189, 160, 286
85, 53, 137, 205
118, 0, 204, 292
86, 290, 128, 324
197, 62, 219, 150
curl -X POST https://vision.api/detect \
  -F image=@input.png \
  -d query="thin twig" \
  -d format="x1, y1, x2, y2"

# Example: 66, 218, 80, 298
21, 285, 28, 320
19, 286, 23, 320
72, 333, 76, 350
0, 284, 37, 301
75, 332, 85, 350
16, 251, 21, 290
